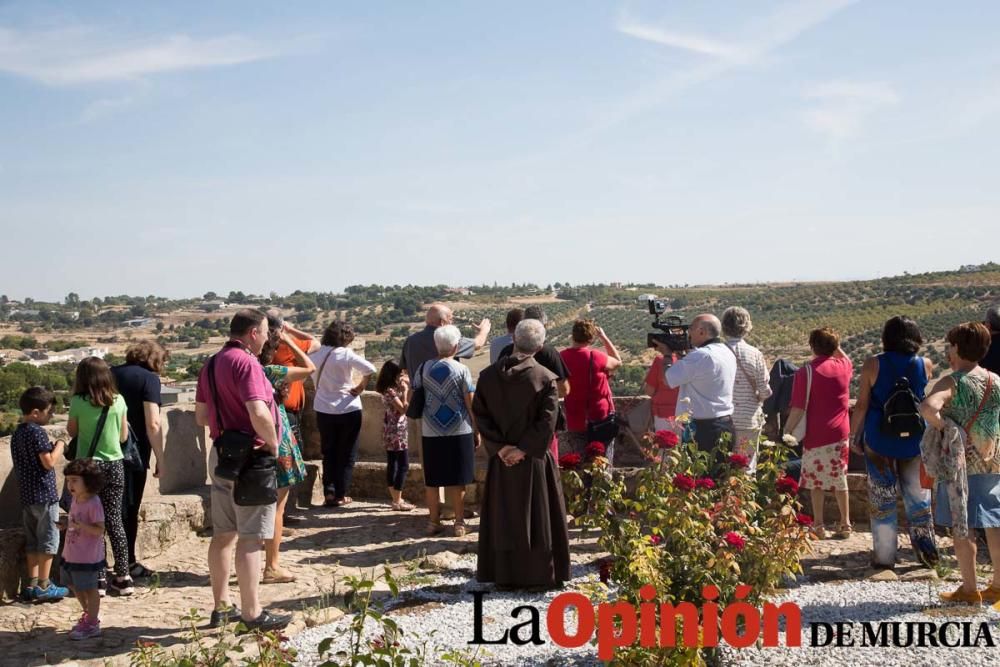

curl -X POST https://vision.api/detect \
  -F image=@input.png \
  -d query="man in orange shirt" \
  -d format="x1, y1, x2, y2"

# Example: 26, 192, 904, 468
267, 311, 320, 522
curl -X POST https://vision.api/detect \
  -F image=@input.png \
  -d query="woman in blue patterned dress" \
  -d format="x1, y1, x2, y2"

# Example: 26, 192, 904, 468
259, 326, 314, 584
411, 325, 480, 537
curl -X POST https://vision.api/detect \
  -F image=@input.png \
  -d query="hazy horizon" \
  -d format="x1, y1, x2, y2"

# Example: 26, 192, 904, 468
1, 262, 995, 304
3, 1, 999, 299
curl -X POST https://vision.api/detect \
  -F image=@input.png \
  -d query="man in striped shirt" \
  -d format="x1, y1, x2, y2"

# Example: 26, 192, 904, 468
722, 307, 772, 474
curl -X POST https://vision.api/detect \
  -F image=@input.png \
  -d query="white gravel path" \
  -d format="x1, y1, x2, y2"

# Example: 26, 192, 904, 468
722, 581, 1000, 667
290, 556, 1000, 666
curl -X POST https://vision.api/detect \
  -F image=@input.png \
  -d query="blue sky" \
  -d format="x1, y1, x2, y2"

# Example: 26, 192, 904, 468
2, 0, 999, 301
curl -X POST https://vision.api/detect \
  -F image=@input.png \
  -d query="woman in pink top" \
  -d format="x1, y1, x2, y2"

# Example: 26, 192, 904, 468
784, 327, 853, 539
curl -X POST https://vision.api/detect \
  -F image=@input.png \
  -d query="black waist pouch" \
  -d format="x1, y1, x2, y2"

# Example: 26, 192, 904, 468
214, 430, 255, 481
233, 451, 278, 506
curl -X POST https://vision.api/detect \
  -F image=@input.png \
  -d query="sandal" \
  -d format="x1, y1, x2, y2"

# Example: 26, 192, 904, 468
392, 501, 415, 511
810, 525, 828, 540
426, 521, 445, 537
979, 585, 1000, 604
323, 495, 338, 508
940, 586, 982, 605
335, 497, 353, 507
452, 522, 467, 538
833, 524, 853, 539
261, 568, 296, 585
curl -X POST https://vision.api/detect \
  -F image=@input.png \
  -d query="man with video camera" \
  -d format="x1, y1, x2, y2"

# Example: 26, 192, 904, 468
652, 314, 737, 456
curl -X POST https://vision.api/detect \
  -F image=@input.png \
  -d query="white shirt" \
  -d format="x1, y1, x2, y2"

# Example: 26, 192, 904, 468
489, 334, 513, 364
309, 346, 377, 414
665, 341, 737, 420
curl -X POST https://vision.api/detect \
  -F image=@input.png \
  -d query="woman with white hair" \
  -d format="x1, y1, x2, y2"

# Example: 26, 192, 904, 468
411, 324, 480, 536
474, 319, 570, 590
722, 307, 772, 472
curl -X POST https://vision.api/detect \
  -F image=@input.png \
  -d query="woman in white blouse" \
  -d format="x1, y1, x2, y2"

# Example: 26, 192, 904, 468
310, 321, 376, 507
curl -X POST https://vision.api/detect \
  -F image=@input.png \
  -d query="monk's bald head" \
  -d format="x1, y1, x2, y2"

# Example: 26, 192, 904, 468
426, 303, 453, 327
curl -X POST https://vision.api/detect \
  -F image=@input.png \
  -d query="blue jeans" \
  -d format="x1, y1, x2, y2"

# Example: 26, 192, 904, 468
864, 447, 938, 567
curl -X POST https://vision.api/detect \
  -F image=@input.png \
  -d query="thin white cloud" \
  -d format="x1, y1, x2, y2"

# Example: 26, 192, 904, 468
593, 0, 860, 132
616, 16, 746, 62
0, 25, 277, 86
802, 80, 899, 140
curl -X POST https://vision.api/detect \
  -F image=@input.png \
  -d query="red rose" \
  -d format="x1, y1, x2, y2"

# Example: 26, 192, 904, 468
649, 535, 663, 546
585, 441, 606, 459
795, 513, 814, 526
775, 475, 800, 495
673, 474, 696, 491
558, 453, 582, 470
696, 477, 716, 490
728, 453, 750, 469
724, 531, 747, 551
654, 430, 679, 449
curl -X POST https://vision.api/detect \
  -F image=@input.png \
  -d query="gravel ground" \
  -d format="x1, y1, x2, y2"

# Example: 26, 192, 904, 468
289, 554, 602, 666
722, 581, 1000, 667
290, 557, 1000, 666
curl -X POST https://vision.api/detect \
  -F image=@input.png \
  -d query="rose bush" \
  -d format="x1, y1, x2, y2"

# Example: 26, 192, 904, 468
560, 418, 812, 666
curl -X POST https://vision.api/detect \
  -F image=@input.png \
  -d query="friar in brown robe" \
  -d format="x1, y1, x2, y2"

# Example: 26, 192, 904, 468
473, 326, 571, 590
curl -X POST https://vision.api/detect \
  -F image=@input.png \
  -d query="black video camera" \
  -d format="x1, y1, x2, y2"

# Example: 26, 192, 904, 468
646, 299, 691, 352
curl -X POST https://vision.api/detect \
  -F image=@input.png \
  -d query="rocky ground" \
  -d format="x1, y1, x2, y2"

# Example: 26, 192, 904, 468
0, 501, 994, 666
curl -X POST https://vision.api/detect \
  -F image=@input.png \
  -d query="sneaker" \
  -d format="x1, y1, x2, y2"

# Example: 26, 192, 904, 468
20, 586, 37, 602
108, 576, 135, 597
69, 619, 101, 641
129, 562, 155, 579
34, 583, 70, 602
208, 604, 240, 629
97, 572, 107, 598
283, 514, 306, 525
236, 610, 291, 635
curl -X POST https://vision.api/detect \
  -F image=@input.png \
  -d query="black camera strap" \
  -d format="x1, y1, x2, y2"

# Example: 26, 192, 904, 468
206, 354, 227, 434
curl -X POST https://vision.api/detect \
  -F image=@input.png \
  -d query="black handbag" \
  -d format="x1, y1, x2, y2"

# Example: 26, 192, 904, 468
405, 362, 426, 419
121, 423, 143, 472
61, 405, 110, 511
207, 356, 255, 481
585, 351, 619, 445
233, 451, 278, 506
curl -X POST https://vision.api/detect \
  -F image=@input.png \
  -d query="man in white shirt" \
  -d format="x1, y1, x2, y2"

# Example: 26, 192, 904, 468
655, 314, 737, 456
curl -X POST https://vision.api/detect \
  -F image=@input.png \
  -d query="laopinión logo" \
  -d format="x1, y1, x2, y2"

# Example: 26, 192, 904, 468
468, 585, 998, 660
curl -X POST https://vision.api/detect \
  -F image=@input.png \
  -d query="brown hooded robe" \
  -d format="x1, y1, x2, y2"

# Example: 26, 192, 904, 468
473, 354, 570, 589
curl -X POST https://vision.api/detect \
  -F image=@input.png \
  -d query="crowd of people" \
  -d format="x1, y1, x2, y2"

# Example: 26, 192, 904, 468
9, 302, 1000, 641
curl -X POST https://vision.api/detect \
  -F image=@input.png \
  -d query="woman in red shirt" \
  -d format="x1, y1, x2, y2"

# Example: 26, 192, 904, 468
560, 320, 622, 463
784, 327, 853, 539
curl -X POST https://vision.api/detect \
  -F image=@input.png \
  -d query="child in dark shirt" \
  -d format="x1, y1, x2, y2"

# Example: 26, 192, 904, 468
10, 387, 69, 602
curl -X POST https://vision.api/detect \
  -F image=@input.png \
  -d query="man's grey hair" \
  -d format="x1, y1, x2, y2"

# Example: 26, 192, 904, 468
721, 307, 753, 338
264, 308, 284, 332
987, 305, 1000, 331
523, 305, 548, 324
514, 319, 546, 354
434, 324, 462, 355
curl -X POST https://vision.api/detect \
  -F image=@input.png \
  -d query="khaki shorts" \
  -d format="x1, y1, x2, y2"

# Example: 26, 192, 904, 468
800, 440, 850, 491
209, 447, 276, 541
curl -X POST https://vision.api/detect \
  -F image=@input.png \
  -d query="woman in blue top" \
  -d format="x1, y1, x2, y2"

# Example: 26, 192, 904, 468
849, 316, 938, 570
